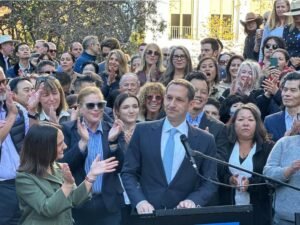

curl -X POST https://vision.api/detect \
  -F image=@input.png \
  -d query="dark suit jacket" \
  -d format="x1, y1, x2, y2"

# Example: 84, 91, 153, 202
199, 113, 228, 161
0, 52, 9, 74
264, 110, 286, 142
121, 119, 218, 209
61, 120, 124, 213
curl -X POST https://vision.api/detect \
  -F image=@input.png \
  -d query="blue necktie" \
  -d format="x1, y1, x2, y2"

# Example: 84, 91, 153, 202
163, 128, 177, 184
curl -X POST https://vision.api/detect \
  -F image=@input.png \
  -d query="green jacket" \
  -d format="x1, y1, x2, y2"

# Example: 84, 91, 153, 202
16, 163, 90, 225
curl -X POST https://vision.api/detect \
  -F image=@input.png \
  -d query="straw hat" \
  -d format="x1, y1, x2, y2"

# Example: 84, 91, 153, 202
240, 12, 263, 27
284, 0, 300, 16
0, 35, 18, 45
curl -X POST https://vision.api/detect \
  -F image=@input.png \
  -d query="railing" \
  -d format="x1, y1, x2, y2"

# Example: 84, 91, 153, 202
169, 26, 193, 39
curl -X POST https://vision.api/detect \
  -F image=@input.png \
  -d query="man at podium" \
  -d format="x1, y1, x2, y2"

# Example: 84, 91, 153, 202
121, 79, 218, 214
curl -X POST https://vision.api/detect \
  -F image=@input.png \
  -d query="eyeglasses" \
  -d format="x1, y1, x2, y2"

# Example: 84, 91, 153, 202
163, 53, 169, 57
173, 54, 186, 60
265, 44, 278, 50
146, 50, 160, 56
219, 60, 229, 66
0, 78, 9, 86
49, 49, 57, 53
85, 101, 107, 110
146, 95, 162, 102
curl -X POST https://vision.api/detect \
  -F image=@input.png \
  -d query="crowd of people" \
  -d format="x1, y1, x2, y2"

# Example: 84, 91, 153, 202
1, 0, 300, 225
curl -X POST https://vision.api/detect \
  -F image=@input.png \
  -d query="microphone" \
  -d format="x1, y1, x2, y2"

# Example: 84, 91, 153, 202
180, 134, 198, 173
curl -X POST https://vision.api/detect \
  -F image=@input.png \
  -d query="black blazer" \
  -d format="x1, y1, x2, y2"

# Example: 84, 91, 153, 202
121, 119, 218, 209
61, 119, 124, 213
218, 130, 274, 225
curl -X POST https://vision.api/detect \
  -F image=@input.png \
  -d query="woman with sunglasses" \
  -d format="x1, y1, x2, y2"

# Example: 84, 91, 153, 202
260, 36, 285, 70
60, 86, 124, 225
27, 75, 70, 124
160, 46, 193, 86
138, 82, 165, 121
258, 0, 292, 61
100, 49, 129, 100
136, 43, 165, 86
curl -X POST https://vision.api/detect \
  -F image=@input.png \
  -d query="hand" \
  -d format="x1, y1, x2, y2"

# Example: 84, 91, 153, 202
229, 79, 238, 95
61, 163, 75, 185
262, 77, 279, 96
27, 83, 43, 112
229, 174, 239, 186
0, 120, 6, 129
77, 117, 89, 143
147, 64, 158, 82
240, 176, 249, 192
5, 88, 18, 115
177, 199, 196, 209
136, 200, 155, 214
88, 155, 119, 178
290, 160, 300, 174
290, 57, 300, 68
108, 68, 117, 85
108, 119, 124, 142
285, 120, 300, 136
48, 105, 59, 124
69, 107, 79, 121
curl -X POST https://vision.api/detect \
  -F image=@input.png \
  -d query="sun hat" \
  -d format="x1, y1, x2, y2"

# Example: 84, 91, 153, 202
240, 12, 263, 27
284, 0, 300, 16
0, 35, 18, 45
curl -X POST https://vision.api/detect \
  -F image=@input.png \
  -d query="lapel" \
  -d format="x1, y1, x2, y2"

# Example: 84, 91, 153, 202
278, 110, 286, 132
199, 112, 209, 130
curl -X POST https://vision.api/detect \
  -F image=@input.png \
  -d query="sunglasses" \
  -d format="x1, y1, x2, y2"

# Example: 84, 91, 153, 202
265, 44, 278, 50
173, 54, 186, 60
146, 50, 160, 56
85, 101, 107, 110
49, 49, 57, 53
146, 95, 162, 102
35, 75, 56, 88
163, 53, 170, 57
0, 78, 9, 86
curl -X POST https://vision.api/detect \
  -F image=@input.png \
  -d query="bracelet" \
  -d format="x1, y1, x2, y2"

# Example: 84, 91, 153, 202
85, 176, 96, 183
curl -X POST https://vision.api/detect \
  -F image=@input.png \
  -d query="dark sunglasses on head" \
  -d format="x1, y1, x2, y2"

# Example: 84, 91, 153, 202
146, 95, 162, 102
0, 78, 9, 86
265, 44, 278, 50
85, 101, 107, 110
146, 50, 160, 56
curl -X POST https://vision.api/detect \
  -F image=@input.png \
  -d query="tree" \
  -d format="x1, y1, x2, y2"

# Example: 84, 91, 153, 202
0, 0, 165, 54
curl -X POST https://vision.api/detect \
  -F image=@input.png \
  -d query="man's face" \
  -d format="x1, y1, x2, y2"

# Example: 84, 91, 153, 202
119, 76, 140, 95
282, 80, 300, 108
16, 44, 31, 60
48, 42, 57, 59
39, 65, 56, 75
0, 71, 7, 101
164, 84, 192, 124
14, 80, 33, 107
189, 79, 209, 112
1, 42, 14, 57
34, 41, 46, 54
71, 42, 83, 58
200, 43, 216, 58
90, 40, 100, 56
101, 46, 111, 58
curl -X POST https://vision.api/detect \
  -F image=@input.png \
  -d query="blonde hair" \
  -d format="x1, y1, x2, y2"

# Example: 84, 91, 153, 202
268, 0, 292, 30
138, 43, 165, 74
78, 86, 104, 106
105, 49, 129, 80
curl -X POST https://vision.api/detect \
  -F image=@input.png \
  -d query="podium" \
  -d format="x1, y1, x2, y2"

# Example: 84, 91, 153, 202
130, 205, 253, 225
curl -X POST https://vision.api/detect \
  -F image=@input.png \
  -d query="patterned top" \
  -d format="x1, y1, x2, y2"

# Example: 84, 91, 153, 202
283, 24, 300, 57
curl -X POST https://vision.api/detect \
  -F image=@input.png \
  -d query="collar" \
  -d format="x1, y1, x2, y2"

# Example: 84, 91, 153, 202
162, 117, 188, 136
285, 108, 295, 120
39, 109, 70, 121
186, 111, 204, 124
84, 118, 103, 134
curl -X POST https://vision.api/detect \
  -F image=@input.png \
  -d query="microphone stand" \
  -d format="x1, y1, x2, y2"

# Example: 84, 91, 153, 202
191, 150, 300, 225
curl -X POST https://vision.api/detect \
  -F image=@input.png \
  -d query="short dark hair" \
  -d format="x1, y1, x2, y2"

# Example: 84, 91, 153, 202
19, 123, 60, 177
166, 79, 195, 101
185, 70, 210, 93
206, 97, 220, 110
9, 77, 31, 93
14, 42, 29, 55
53, 72, 71, 87
36, 60, 55, 73
81, 61, 99, 74
101, 37, 120, 51
113, 93, 140, 118
271, 48, 290, 62
281, 71, 300, 89
197, 57, 220, 84
262, 36, 286, 58
200, 38, 219, 52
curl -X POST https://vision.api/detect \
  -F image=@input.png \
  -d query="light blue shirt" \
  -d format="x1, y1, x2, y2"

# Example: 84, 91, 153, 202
0, 104, 29, 180
186, 111, 204, 127
161, 118, 188, 181
285, 108, 295, 132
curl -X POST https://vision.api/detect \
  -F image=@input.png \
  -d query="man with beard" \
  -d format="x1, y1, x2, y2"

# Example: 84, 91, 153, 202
0, 35, 18, 74
0, 67, 30, 225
